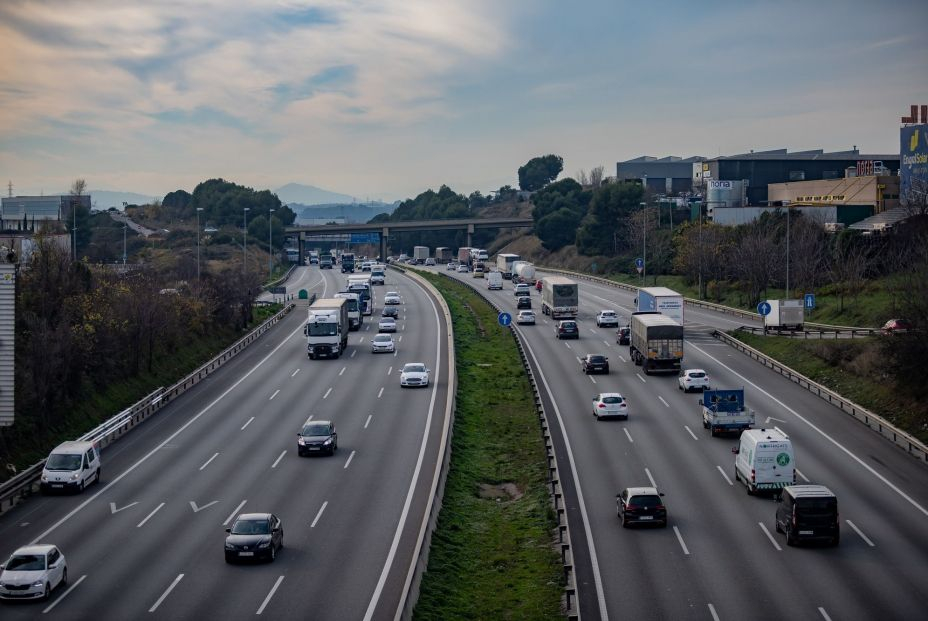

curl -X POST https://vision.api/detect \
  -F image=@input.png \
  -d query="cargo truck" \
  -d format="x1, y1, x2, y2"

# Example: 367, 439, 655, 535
333, 292, 362, 330
513, 262, 537, 284
699, 388, 755, 436
541, 277, 579, 319
496, 253, 521, 279
370, 264, 386, 285
636, 287, 684, 325
341, 252, 356, 273
347, 274, 373, 315
457, 247, 473, 266
413, 246, 429, 264
629, 313, 684, 375
319, 254, 333, 269
305, 298, 350, 359
435, 247, 453, 262
764, 299, 804, 332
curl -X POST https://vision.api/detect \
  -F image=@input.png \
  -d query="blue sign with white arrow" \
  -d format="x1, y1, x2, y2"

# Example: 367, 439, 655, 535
757, 301, 772, 316
498, 312, 512, 327
804, 293, 815, 309
635, 257, 644, 269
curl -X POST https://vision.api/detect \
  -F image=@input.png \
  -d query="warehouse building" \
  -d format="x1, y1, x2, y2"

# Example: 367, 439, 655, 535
0, 194, 89, 231
616, 155, 705, 194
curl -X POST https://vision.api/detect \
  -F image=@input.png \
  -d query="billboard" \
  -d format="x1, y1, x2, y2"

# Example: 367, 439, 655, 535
900, 124, 928, 204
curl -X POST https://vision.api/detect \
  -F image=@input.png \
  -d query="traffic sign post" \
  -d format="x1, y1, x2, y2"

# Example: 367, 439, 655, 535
757, 301, 772, 316
804, 293, 816, 310
498, 312, 512, 327
635, 257, 644, 275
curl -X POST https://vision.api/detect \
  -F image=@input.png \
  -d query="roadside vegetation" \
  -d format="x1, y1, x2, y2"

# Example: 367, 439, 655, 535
413, 271, 564, 620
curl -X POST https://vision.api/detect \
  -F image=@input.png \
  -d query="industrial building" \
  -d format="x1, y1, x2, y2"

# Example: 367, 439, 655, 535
0, 194, 89, 231
616, 155, 705, 194
768, 175, 899, 213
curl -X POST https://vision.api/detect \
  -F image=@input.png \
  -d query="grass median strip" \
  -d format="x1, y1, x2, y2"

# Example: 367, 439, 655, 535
414, 272, 564, 620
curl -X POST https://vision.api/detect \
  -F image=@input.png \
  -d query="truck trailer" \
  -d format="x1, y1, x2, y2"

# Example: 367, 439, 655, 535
513, 261, 537, 284
629, 313, 684, 375
413, 246, 429, 264
541, 277, 579, 319
305, 298, 350, 359
457, 247, 473, 266
764, 299, 804, 332
636, 287, 684, 325
435, 247, 453, 262
496, 253, 521, 279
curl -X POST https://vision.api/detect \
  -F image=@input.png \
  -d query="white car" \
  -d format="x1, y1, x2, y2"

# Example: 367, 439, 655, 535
516, 310, 536, 325
678, 369, 710, 392
378, 317, 397, 332
384, 292, 402, 305
596, 310, 619, 328
424, 258, 436, 266
513, 284, 530, 296
456, 264, 469, 273
0, 545, 67, 601
400, 363, 430, 387
371, 333, 396, 353
447, 262, 457, 271
592, 392, 628, 420
361, 262, 373, 271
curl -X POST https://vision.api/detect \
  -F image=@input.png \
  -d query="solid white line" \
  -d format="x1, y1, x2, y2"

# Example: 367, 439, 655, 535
223, 499, 247, 526
291, 368, 300, 377
149, 573, 184, 612
311, 501, 329, 528
351, 350, 357, 358
774, 426, 787, 437
846, 519, 875, 546
624, 428, 634, 443
658, 396, 670, 408
708, 603, 721, 621
377, 387, 384, 398
137, 502, 166, 528
589, 376, 597, 384
673, 526, 690, 555
241, 417, 255, 430
684, 425, 699, 441
387, 366, 392, 375
271, 450, 287, 469
199, 452, 219, 470
758, 522, 782, 551
645, 467, 657, 488
636, 373, 646, 383
364, 414, 372, 429
796, 468, 810, 482
269, 389, 280, 400
43, 574, 86, 613
716, 466, 734, 486
819, 607, 833, 621
323, 388, 332, 399
339, 366, 346, 376
256, 576, 285, 615
344, 450, 356, 469
689, 341, 928, 518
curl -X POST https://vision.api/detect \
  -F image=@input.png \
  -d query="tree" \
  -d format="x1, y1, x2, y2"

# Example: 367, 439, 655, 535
163, 189, 192, 211
732, 223, 779, 306
70, 178, 86, 197
830, 232, 869, 312
576, 181, 644, 256
537, 208, 582, 251
518, 154, 563, 191
787, 217, 828, 296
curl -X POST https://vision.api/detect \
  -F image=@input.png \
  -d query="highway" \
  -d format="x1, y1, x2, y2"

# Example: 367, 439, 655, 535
0, 265, 452, 621
432, 264, 928, 621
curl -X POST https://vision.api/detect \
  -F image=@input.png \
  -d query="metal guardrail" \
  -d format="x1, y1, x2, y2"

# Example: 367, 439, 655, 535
715, 330, 928, 463
736, 325, 879, 339
0, 303, 296, 516
263, 264, 297, 291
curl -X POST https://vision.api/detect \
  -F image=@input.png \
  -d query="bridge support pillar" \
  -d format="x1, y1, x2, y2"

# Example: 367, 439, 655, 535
467, 223, 475, 248
298, 233, 305, 265
380, 227, 389, 262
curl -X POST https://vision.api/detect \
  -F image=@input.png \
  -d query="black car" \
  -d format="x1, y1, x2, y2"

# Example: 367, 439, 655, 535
297, 420, 338, 456
617, 326, 630, 346
617, 487, 667, 528
382, 306, 399, 318
225, 513, 283, 562
582, 354, 609, 374
556, 320, 579, 339
516, 296, 532, 310
775, 485, 839, 546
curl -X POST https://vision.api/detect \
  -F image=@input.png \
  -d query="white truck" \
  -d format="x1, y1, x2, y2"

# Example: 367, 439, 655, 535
636, 287, 684, 325
486, 271, 503, 290
629, 313, 684, 375
513, 261, 536, 284
764, 299, 804, 331
541, 277, 579, 319
699, 388, 755, 436
333, 291, 362, 331
305, 298, 350, 359
734, 428, 796, 495
413, 246, 430, 264
496, 253, 521, 279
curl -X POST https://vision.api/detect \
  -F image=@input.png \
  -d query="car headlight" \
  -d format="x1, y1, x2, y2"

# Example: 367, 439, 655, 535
32, 580, 45, 587
41, 474, 48, 482
70, 472, 80, 480
298, 438, 306, 445
225, 542, 235, 550
258, 541, 271, 549
323, 438, 333, 445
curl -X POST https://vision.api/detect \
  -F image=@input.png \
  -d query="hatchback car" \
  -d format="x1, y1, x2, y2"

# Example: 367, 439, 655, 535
881, 318, 912, 334
400, 363, 430, 387
616, 326, 630, 345
592, 392, 627, 419
297, 419, 338, 456
516, 296, 532, 310
596, 311, 619, 328
513, 284, 530, 297
0, 545, 67, 601
384, 292, 402, 305
555, 320, 579, 339
378, 317, 397, 332
371, 333, 396, 353
225, 513, 284, 562
447, 262, 457, 270
582, 354, 609, 374
678, 369, 710, 392
424, 258, 436, 266
617, 487, 667, 528
516, 310, 536, 325
472, 268, 484, 278
381, 306, 399, 318
457, 264, 469, 273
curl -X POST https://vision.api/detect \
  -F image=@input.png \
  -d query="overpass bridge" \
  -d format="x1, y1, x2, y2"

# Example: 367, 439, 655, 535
286, 217, 534, 261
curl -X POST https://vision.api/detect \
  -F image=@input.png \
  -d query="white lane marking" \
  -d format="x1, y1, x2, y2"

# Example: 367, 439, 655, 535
708, 603, 721, 621
269, 389, 280, 400
589, 328, 597, 334
402, 324, 406, 331
564, 342, 572, 350
645, 467, 657, 488
199, 453, 219, 471
351, 350, 357, 358
795, 468, 810, 482
364, 414, 372, 429
618, 355, 626, 363
149, 573, 184, 612
603, 340, 610, 347
819, 608, 833, 621
636, 373, 646, 383
387, 366, 392, 375
684, 426, 699, 441
223, 500, 247, 525
137, 502, 166, 528
344, 450, 356, 469
323, 388, 332, 400
393, 351, 398, 357
758, 522, 782, 551
589, 376, 597, 384
673, 526, 690, 555
846, 519, 875, 546
306, 415, 313, 422
689, 341, 928, 518
291, 368, 300, 377
109, 501, 139, 514
256, 576, 285, 616
658, 396, 670, 408
271, 451, 287, 469
576, 356, 582, 363
398, 335, 403, 342
774, 426, 787, 437
241, 417, 255, 430
377, 387, 384, 398
365, 324, 371, 331
358, 337, 365, 343
624, 428, 634, 443
189, 500, 219, 513
716, 466, 733, 486
311, 501, 329, 528
43, 574, 86, 614
339, 366, 346, 376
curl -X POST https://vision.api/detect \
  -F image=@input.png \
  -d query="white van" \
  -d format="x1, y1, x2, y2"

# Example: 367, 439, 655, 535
733, 429, 794, 495
40, 441, 101, 493
486, 271, 503, 290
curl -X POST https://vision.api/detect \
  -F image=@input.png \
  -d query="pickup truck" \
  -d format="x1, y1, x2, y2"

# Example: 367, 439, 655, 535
699, 389, 754, 436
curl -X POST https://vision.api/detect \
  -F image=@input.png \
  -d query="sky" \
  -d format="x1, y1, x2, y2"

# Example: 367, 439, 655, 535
1, 0, 926, 203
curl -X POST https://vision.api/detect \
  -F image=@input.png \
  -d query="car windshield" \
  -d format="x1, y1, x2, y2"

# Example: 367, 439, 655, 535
308, 323, 337, 336
386, 292, 398, 297
629, 495, 662, 508
231, 519, 270, 535
302, 423, 331, 436
380, 318, 395, 324
404, 364, 426, 373
45, 453, 83, 471
688, 372, 706, 378
374, 335, 392, 342
602, 396, 624, 404
601, 312, 615, 317
6, 554, 45, 571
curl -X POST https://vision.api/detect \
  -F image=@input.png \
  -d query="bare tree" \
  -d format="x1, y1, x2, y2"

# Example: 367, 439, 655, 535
830, 236, 869, 312
788, 218, 828, 295
901, 177, 928, 218
589, 165, 605, 188
70, 178, 86, 197
575, 169, 589, 187
733, 223, 779, 306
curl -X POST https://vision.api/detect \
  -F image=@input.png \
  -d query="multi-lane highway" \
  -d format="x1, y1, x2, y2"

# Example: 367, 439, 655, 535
0, 265, 452, 620
433, 264, 928, 621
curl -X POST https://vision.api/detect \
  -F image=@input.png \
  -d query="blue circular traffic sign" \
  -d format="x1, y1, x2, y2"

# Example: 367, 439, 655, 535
757, 301, 772, 316
498, 312, 512, 327
635, 257, 644, 269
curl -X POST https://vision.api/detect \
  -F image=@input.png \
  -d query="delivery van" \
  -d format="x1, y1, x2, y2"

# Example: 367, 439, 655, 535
486, 271, 503, 290
774, 485, 840, 546
40, 441, 101, 493
732, 429, 795, 495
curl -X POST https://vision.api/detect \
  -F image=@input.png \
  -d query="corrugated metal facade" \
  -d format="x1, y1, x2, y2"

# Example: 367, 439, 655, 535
0, 263, 14, 427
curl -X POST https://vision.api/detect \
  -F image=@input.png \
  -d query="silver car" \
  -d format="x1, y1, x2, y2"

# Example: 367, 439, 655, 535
371, 333, 396, 353
0, 545, 67, 601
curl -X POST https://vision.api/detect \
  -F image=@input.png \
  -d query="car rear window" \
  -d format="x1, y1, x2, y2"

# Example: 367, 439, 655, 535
629, 495, 662, 508
589, 356, 606, 362
562, 322, 576, 329
602, 396, 624, 404
689, 372, 706, 378
796, 498, 837, 511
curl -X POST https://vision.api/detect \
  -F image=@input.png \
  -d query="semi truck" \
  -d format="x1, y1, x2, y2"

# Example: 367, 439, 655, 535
347, 274, 373, 315
513, 261, 537, 284
457, 247, 473, 266
413, 246, 430, 264
764, 299, 804, 331
699, 388, 755, 436
636, 287, 684, 325
333, 292, 362, 330
305, 298, 350, 359
435, 247, 453, 262
341, 252, 356, 273
541, 277, 579, 319
629, 313, 684, 375
496, 253, 521, 279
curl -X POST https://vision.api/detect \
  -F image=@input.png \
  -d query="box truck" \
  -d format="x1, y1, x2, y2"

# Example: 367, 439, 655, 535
333, 292, 362, 330
629, 313, 684, 375
541, 277, 579, 319
496, 253, 521, 279
435, 247, 453, 262
764, 299, 804, 331
413, 246, 430, 264
305, 298, 350, 359
636, 287, 684, 325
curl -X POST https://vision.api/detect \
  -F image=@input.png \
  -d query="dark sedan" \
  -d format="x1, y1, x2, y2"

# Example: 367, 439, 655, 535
297, 420, 338, 456
582, 354, 609, 374
381, 306, 399, 318
224, 513, 283, 562
556, 320, 579, 339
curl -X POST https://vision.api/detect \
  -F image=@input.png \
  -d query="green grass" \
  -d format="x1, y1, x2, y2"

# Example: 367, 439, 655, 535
730, 332, 928, 443
413, 271, 564, 621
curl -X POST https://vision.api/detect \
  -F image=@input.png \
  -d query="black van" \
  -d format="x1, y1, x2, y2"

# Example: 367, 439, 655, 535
774, 485, 839, 546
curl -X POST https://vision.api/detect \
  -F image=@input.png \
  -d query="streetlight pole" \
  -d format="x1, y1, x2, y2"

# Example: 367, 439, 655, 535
643, 202, 648, 281
196, 207, 204, 283
122, 220, 127, 265
243, 207, 250, 276
268, 208, 275, 281
785, 206, 791, 298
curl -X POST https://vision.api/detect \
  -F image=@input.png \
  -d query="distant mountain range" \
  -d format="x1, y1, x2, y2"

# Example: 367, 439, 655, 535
275, 183, 359, 206
292, 202, 397, 224
87, 190, 160, 209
